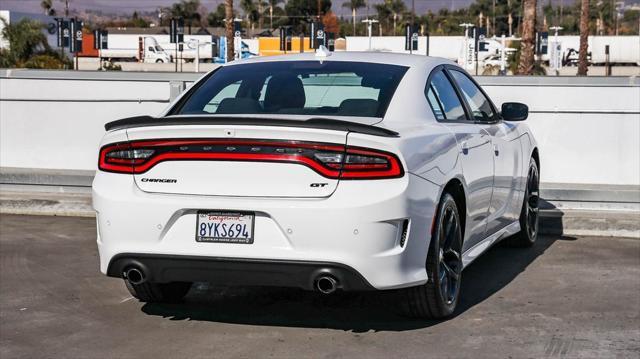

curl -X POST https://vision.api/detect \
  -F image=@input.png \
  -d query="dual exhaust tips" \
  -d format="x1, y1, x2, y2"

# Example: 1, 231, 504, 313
124, 267, 339, 294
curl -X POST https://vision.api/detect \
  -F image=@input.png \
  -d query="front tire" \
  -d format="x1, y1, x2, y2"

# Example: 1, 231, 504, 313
399, 192, 463, 319
506, 158, 540, 247
125, 280, 192, 303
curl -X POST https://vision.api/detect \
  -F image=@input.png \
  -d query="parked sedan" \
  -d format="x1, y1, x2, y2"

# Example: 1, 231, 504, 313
93, 51, 539, 319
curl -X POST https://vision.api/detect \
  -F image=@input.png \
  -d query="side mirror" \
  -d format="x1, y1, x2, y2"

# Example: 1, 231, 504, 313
501, 102, 528, 121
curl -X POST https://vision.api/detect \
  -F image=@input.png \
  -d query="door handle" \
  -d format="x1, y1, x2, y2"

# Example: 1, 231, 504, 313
461, 141, 469, 155
493, 144, 499, 156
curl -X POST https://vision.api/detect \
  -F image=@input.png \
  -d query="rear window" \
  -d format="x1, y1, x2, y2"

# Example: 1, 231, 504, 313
175, 61, 408, 118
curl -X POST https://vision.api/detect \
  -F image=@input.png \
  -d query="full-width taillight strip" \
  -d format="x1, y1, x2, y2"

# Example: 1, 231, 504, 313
98, 139, 404, 180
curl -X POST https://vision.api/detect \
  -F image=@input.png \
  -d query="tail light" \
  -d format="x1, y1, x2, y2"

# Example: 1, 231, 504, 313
98, 139, 404, 179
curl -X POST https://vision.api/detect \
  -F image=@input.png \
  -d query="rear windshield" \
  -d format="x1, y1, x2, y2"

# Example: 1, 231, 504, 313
174, 61, 408, 118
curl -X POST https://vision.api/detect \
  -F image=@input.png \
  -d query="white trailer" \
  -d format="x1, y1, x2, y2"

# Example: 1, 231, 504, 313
589, 36, 640, 65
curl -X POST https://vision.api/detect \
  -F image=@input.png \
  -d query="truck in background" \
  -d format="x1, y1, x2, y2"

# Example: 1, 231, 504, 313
99, 35, 171, 63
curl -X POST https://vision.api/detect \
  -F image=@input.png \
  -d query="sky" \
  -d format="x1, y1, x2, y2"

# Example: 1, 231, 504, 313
0, 0, 476, 18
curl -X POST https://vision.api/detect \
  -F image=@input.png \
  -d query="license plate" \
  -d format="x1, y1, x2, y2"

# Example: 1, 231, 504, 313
196, 211, 255, 244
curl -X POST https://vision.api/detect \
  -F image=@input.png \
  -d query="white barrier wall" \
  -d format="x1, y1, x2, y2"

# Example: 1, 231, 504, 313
1, 70, 638, 186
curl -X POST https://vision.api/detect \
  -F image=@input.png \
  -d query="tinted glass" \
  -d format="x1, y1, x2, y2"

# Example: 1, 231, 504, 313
426, 70, 466, 121
176, 61, 408, 118
450, 70, 496, 122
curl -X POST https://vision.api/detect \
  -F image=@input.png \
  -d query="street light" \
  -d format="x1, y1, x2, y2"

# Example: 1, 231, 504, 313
362, 19, 379, 50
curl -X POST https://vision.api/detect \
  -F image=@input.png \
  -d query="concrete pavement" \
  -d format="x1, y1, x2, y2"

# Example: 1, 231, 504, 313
0, 214, 638, 358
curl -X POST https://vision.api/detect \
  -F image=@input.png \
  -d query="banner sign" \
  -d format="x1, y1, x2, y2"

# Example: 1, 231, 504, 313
69, 19, 83, 53
56, 18, 70, 48
170, 18, 184, 43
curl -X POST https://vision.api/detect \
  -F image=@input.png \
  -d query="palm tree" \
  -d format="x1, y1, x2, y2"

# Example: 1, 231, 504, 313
517, 0, 536, 74
0, 18, 52, 66
577, 0, 589, 75
342, 0, 366, 36
40, 0, 55, 16
225, 0, 234, 62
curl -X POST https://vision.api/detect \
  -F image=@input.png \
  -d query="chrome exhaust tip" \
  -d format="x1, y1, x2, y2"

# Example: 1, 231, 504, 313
315, 276, 338, 294
124, 267, 146, 285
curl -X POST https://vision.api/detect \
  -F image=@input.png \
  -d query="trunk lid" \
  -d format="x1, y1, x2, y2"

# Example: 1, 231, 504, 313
126, 124, 349, 198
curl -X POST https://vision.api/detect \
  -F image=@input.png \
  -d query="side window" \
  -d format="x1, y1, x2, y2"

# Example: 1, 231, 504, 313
450, 70, 496, 122
425, 70, 467, 121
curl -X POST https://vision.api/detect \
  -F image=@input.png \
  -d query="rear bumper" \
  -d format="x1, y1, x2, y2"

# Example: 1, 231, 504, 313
93, 171, 441, 290
108, 254, 375, 291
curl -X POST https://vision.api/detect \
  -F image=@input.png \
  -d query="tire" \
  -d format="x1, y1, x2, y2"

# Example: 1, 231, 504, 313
155, 59, 164, 63
505, 158, 540, 247
398, 192, 463, 319
124, 280, 192, 303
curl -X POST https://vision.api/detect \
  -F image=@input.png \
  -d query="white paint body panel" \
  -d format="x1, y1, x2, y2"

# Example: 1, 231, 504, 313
93, 52, 538, 289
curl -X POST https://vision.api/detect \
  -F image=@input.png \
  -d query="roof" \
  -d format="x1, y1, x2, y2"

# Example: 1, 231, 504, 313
226, 51, 454, 69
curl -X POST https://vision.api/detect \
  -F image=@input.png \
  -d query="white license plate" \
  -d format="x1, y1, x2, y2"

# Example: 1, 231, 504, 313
196, 211, 255, 244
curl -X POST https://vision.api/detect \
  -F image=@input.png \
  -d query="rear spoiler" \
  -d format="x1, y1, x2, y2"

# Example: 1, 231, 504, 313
104, 116, 399, 137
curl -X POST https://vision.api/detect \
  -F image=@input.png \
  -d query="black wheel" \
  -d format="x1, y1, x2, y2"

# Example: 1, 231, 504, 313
124, 280, 192, 303
506, 158, 540, 247
399, 192, 463, 319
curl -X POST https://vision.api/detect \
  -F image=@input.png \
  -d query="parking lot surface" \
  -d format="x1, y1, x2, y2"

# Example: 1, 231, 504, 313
0, 213, 638, 358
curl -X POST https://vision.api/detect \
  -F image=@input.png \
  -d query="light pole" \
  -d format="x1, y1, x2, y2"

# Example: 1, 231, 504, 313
362, 19, 379, 50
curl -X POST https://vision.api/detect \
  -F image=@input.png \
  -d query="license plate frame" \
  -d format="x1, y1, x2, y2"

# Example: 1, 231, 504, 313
196, 211, 255, 244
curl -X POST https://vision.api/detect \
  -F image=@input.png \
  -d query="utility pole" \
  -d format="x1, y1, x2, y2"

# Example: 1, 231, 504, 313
362, 19, 378, 50
63, 0, 69, 17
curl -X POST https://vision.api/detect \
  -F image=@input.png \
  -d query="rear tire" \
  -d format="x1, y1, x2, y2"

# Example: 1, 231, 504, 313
124, 280, 192, 303
505, 158, 540, 247
398, 192, 463, 319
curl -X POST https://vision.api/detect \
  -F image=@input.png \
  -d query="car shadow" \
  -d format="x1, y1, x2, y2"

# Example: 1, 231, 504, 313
140, 235, 575, 332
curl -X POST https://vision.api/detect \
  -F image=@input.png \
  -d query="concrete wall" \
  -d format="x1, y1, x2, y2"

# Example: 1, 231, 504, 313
1, 69, 638, 187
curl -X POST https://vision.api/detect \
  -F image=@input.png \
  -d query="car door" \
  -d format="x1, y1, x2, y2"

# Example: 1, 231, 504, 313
448, 69, 522, 235
426, 68, 494, 252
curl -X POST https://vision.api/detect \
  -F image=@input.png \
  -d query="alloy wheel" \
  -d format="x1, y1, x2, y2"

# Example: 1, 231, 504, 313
525, 164, 540, 240
437, 205, 462, 305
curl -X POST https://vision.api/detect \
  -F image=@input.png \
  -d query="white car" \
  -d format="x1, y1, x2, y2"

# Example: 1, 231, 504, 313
93, 51, 539, 319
